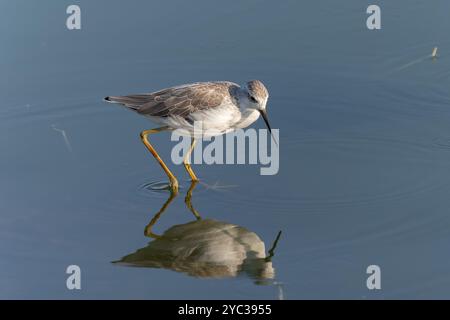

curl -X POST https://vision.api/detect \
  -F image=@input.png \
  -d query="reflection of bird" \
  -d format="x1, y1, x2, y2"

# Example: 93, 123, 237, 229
104, 80, 275, 193
115, 219, 275, 280
113, 182, 281, 282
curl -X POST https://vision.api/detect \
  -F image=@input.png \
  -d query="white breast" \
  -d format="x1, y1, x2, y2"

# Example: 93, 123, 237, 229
232, 109, 260, 129
158, 102, 242, 137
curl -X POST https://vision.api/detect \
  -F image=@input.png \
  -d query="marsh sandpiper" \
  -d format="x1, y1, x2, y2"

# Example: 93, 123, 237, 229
105, 80, 274, 193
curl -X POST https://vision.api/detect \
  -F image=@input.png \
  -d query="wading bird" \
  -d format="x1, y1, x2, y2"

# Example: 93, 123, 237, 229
104, 80, 274, 193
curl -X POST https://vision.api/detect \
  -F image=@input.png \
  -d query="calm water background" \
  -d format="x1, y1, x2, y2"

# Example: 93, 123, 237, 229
2, 0, 450, 299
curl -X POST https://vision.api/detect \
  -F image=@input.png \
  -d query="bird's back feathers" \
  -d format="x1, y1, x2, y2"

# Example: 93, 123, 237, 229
104, 81, 240, 118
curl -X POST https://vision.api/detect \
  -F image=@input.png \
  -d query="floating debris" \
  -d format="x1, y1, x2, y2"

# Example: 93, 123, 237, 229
394, 47, 439, 72
431, 47, 438, 58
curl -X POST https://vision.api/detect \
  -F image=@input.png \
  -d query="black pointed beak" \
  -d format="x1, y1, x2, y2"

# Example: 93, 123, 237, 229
259, 109, 278, 146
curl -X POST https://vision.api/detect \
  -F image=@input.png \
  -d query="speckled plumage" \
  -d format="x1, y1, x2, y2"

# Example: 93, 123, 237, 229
106, 81, 239, 116
246, 80, 269, 102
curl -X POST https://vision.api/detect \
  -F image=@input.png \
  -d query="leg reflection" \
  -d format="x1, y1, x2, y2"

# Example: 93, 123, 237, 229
144, 191, 177, 239
184, 181, 201, 220
144, 181, 202, 238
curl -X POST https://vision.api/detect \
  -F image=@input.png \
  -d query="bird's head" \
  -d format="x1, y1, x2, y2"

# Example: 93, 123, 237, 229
245, 80, 276, 145
246, 80, 269, 110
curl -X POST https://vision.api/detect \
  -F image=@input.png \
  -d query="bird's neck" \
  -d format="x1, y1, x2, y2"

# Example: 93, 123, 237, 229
236, 88, 253, 112
234, 89, 260, 126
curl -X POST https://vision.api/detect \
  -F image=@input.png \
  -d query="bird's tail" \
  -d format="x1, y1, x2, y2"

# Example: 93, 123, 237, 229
103, 95, 149, 111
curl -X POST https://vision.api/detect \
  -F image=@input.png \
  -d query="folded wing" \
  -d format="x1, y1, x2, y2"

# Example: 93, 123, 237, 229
105, 81, 239, 118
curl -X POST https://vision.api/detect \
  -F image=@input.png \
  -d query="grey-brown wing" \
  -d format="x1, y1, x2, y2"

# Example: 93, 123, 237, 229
138, 82, 239, 117
105, 82, 240, 118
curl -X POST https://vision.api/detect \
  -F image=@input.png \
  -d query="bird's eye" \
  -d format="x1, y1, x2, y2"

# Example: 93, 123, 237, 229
250, 96, 258, 103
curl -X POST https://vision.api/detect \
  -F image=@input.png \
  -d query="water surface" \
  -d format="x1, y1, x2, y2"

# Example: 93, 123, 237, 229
2, 1, 450, 299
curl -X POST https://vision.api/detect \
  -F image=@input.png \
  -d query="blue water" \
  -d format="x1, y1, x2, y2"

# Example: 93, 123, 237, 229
2, 0, 450, 299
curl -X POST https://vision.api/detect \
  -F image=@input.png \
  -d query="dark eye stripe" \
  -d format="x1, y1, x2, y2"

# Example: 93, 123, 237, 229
250, 96, 258, 103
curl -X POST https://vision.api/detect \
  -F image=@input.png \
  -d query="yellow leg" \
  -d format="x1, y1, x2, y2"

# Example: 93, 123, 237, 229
140, 128, 178, 193
183, 137, 199, 182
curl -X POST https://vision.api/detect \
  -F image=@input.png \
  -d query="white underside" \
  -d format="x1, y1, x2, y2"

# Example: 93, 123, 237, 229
146, 104, 260, 138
